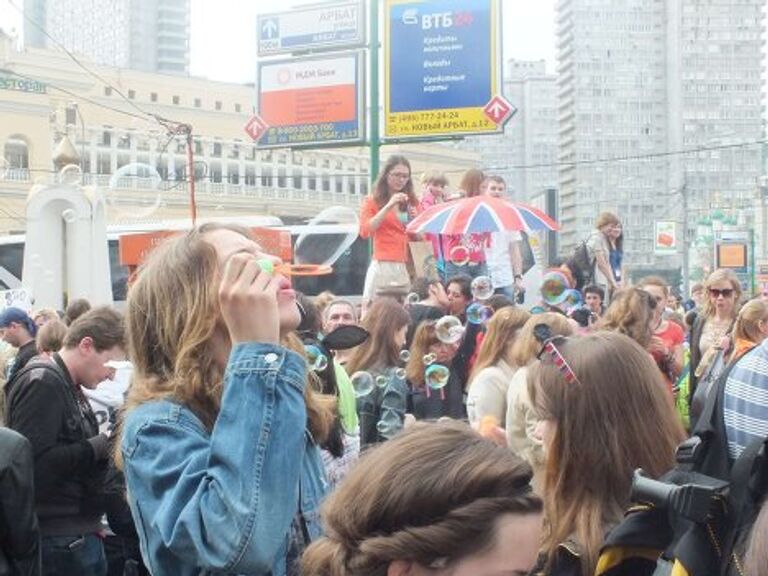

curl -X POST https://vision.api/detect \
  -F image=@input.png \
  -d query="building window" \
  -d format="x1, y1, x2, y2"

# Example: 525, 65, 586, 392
194, 98, 201, 108
173, 95, 180, 105
150, 92, 158, 102
128, 90, 136, 99
235, 103, 241, 113
104, 87, 112, 96
215, 101, 222, 111
4, 136, 29, 169
212, 142, 222, 157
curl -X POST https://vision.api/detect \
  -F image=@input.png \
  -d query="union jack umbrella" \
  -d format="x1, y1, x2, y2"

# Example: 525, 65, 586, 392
406, 195, 561, 235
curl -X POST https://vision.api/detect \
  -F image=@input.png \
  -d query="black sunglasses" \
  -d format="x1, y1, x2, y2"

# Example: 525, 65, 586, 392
709, 288, 734, 298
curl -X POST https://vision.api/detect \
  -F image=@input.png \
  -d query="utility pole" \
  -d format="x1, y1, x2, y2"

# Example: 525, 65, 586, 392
369, 1, 380, 185
681, 178, 689, 297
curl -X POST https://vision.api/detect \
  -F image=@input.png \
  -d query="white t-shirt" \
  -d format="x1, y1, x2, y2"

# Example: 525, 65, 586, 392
486, 230, 522, 288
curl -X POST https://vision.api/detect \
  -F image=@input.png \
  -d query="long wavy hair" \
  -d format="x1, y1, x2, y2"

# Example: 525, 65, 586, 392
733, 299, 768, 345
115, 223, 334, 467
345, 298, 409, 376
700, 268, 742, 320
598, 287, 657, 348
300, 421, 541, 576
470, 307, 531, 381
405, 320, 438, 388
372, 155, 417, 208
528, 332, 685, 576
511, 313, 573, 367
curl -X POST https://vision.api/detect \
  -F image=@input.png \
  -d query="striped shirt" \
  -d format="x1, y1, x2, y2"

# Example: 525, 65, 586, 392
723, 340, 768, 460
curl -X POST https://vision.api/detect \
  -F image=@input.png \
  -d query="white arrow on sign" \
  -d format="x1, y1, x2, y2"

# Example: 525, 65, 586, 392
262, 19, 278, 39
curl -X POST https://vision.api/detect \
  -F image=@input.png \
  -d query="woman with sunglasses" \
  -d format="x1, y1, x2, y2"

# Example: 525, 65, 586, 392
689, 269, 741, 402
528, 331, 685, 576
359, 155, 419, 310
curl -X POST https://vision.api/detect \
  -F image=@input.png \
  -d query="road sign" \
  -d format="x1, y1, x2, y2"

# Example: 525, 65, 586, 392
257, 51, 365, 148
244, 115, 269, 142
257, 2, 365, 56
384, 0, 503, 138
482, 95, 515, 125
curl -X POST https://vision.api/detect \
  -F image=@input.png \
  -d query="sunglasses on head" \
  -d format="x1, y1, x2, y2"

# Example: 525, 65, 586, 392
709, 288, 734, 298
533, 324, 580, 385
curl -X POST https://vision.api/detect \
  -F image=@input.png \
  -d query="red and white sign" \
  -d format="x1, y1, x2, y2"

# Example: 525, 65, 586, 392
244, 115, 269, 141
482, 95, 515, 126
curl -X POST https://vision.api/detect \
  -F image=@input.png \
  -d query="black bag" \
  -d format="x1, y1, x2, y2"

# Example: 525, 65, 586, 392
565, 240, 595, 290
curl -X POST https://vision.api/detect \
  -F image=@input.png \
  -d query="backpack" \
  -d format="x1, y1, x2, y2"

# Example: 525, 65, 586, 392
595, 347, 768, 576
565, 240, 595, 291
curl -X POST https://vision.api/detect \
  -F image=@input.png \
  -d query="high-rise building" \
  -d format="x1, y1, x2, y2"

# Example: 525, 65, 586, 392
24, 0, 190, 75
457, 59, 559, 203
556, 0, 765, 277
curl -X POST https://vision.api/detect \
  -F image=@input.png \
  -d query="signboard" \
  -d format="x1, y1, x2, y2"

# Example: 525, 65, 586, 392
258, 2, 365, 56
257, 51, 365, 148
384, 0, 506, 138
0, 288, 33, 312
654, 221, 677, 255
244, 115, 269, 142
714, 230, 752, 285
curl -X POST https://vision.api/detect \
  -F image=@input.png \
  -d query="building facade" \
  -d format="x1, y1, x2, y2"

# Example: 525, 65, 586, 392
556, 0, 765, 278
24, 0, 191, 76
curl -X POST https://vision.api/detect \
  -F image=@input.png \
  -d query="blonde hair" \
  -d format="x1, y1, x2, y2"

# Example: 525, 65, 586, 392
471, 307, 531, 381
511, 313, 574, 367
116, 223, 334, 466
32, 307, 59, 326
733, 299, 768, 344
301, 421, 541, 576
598, 288, 657, 348
529, 332, 685, 575
701, 269, 742, 320
36, 318, 67, 353
595, 211, 620, 230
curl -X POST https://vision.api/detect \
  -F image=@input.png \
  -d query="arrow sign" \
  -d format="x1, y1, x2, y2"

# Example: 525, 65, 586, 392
262, 18, 278, 40
482, 95, 515, 126
244, 115, 269, 142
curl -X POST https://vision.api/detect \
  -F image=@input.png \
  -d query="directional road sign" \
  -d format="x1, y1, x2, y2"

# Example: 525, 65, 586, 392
384, 0, 504, 138
244, 115, 269, 142
258, 2, 365, 56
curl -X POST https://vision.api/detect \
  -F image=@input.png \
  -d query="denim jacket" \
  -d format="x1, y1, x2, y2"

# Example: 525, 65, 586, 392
120, 343, 327, 576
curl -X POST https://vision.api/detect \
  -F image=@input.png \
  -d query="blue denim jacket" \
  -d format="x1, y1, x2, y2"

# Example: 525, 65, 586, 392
121, 343, 327, 576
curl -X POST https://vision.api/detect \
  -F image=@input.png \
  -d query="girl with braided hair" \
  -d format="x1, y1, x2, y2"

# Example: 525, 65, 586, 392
301, 421, 542, 576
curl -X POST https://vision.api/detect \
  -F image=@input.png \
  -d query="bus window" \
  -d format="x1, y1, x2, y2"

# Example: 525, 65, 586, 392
0, 241, 23, 290
108, 239, 130, 302
290, 235, 369, 297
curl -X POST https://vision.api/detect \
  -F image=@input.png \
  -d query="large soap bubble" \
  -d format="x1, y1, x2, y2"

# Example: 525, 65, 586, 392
107, 162, 163, 220
293, 206, 359, 267
470, 276, 494, 301
351, 371, 375, 398
435, 316, 464, 344
425, 364, 450, 390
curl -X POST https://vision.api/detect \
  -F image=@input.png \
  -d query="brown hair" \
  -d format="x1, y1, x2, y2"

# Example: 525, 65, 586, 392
345, 299, 410, 376
471, 307, 531, 380
421, 170, 448, 187
598, 287, 657, 348
511, 313, 573, 367
733, 299, 768, 345
64, 298, 91, 325
301, 421, 541, 576
701, 269, 742, 320
637, 276, 669, 298
528, 332, 685, 575
595, 211, 620, 230
405, 321, 437, 388
63, 306, 125, 352
36, 319, 67, 354
745, 501, 768, 576
32, 307, 59, 326
118, 223, 334, 458
372, 155, 417, 208
458, 168, 485, 198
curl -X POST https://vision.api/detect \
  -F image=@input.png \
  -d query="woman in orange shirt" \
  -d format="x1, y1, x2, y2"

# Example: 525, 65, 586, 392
359, 155, 419, 307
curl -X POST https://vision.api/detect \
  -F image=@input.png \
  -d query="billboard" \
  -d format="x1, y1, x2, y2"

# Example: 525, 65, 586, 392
257, 51, 365, 148
257, 2, 365, 56
654, 221, 678, 255
384, 0, 508, 138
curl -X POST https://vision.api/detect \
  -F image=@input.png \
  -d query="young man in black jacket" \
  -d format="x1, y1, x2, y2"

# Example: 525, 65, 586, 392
7, 307, 125, 576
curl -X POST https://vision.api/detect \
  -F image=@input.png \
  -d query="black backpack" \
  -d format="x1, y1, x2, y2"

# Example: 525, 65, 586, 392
565, 240, 595, 290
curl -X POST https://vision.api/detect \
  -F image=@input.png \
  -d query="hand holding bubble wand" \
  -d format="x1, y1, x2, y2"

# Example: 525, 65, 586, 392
256, 258, 333, 277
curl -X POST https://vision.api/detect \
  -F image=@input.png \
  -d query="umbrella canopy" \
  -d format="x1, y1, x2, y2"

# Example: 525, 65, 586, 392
406, 195, 561, 235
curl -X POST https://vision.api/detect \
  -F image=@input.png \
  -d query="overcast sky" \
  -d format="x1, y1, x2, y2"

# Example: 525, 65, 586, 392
188, 1, 557, 82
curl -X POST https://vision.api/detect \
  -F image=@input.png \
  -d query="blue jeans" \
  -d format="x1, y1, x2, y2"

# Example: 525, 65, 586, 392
42, 533, 107, 576
443, 261, 488, 282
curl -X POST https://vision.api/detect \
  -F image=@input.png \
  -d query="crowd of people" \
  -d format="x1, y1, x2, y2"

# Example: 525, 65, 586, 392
0, 156, 766, 576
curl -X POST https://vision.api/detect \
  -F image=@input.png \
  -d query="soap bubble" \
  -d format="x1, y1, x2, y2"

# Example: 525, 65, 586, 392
399, 350, 411, 363
466, 302, 493, 325
470, 276, 494, 301
376, 412, 402, 437
541, 270, 571, 305
435, 316, 464, 344
530, 305, 547, 314
405, 292, 420, 306
61, 209, 77, 223
395, 368, 407, 380
107, 162, 163, 220
449, 245, 470, 266
562, 289, 583, 312
304, 345, 328, 372
350, 371, 374, 398
425, 364, 450, 390
294, 206, 359, 267
422, 353, 437, 365
59, 164, 83, 186
375, 374, 388, 388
